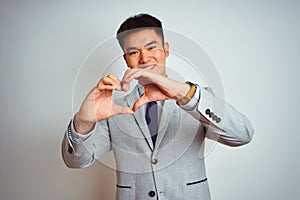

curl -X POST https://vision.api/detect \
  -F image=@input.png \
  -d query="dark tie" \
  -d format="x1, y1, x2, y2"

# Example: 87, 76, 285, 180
146, 102, 158, 146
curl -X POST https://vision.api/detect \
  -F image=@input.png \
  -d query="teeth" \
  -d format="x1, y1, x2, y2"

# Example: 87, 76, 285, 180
138, 64, 155, 69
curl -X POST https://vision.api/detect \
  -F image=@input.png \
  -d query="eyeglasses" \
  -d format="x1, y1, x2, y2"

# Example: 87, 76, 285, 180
124, 45, 164, 58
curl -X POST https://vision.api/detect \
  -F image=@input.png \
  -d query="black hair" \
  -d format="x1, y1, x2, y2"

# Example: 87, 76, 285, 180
116, 13, 164, 49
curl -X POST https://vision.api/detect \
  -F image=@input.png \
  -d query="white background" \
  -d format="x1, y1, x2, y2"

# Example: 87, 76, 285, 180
0, 0, 299, 199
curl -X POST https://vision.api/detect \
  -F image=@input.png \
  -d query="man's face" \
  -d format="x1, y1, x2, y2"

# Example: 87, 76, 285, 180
122, 29, 169, 76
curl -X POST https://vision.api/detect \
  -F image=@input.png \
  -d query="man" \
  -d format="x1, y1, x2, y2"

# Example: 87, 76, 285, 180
62, 13, 254, 200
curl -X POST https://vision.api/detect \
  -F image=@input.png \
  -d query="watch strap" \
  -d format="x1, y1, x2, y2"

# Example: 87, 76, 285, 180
176, 81, 197, 106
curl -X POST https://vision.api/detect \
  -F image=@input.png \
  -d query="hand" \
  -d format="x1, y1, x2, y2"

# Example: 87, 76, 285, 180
74, 74, 134, 134
121, 65, 190, 111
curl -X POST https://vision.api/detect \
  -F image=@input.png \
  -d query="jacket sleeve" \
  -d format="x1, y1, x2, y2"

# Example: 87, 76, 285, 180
184, 86, 254, 147
61, 118, 112, 168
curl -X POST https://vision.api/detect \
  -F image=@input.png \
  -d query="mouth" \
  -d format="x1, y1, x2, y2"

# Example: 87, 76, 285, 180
137, 64, 156, 70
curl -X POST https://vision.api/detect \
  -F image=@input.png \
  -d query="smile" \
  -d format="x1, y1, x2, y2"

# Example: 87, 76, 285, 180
137, 64, 156, 70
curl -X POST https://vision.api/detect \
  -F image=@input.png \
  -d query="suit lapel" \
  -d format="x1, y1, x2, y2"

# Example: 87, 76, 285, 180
126, 85, 154, 151
154, 100, 177, 151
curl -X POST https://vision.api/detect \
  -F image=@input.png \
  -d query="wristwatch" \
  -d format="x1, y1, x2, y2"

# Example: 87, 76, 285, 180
176, 81, 197, 106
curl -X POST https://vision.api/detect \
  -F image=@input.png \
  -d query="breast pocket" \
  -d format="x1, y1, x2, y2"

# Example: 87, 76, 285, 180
186, 178, 211, 200
116, 184, 134, 200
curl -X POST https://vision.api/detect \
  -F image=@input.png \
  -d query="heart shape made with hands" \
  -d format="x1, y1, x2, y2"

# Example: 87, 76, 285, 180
130, 83, 171, 112
118, 64, 177, 112
113, 82, 170, 113
77, 64, 183, 128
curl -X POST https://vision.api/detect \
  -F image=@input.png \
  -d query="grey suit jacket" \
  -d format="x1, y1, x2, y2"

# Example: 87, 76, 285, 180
62, 85, 254, 200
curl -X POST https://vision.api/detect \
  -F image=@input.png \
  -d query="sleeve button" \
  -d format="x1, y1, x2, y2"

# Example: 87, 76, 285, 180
212, 115, 217, 121
205, 109, 210, 115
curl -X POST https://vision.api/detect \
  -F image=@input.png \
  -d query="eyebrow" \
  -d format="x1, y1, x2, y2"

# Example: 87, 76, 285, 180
126, 41, 158, 52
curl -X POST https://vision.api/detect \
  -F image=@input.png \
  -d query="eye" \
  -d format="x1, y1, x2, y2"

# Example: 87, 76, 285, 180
147, 46, 157, 51
128, 50, 139, 56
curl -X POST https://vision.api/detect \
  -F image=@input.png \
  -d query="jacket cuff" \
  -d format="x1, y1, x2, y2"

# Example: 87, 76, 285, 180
67, 118, 95, 144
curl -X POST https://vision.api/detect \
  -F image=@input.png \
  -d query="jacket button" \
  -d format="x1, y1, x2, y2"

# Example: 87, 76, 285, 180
151, 159, 158, 164
216, 117, 221, 123
149, 191, 156, 197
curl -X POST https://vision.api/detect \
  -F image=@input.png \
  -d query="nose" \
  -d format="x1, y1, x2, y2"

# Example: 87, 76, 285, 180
139, 49, 150, 64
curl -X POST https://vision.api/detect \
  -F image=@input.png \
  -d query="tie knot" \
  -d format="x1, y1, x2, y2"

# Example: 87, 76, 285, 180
148, 101, 157, 106
146, 102, 157, 116
146, 101, 158, 124
146, 102, 157, 118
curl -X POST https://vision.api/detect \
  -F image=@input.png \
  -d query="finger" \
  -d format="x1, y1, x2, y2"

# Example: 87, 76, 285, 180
126, 69, 157, 86
121, 70, 146, 91
121, 68, 155, 91
102, 76, 118, 85
97, 84, 118, 91
123, 69, 146, 83
125, 70, 142, 83
107, 74, 119, 81
97, 76, 121, 91
121, 69, 135, 92
122, 64, 157, 83
137, 64, 156, 70
107, 74, 122, 90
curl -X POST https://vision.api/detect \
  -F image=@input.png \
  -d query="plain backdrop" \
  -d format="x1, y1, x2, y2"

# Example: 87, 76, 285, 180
0, 1, 299, 200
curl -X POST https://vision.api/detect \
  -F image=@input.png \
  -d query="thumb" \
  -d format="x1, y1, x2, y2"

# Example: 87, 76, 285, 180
133, 95, 149, 112
114, 105, 134, 115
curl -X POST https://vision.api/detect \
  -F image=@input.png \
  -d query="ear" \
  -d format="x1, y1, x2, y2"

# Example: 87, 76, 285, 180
164, 42, 170, 57
123, 54, 129, 65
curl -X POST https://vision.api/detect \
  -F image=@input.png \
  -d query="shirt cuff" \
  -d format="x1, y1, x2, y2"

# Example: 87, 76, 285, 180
180, 84, 200, 111
67, 118, 94, 144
